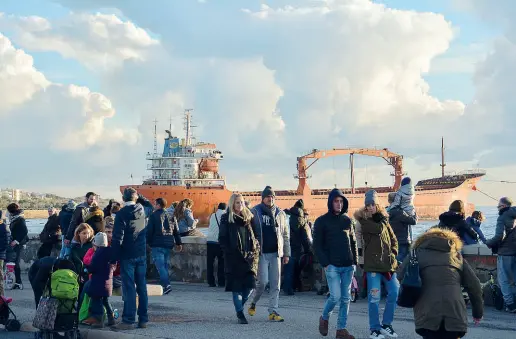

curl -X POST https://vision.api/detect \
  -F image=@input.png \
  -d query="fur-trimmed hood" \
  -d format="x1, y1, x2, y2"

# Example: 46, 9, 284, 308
413, 227, 463, 253
85, 207, 104, 222
353, 206, 388, 221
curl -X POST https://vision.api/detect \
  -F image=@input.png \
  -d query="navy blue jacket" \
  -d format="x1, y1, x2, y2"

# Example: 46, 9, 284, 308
59, 206, 74, 237
0, 222, 8, 260
146, 208, 182, 249
111, 202, 148, 261
87, 247, 113, 297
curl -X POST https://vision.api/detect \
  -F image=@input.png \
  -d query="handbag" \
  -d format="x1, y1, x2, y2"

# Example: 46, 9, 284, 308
32, 297, 59, 330
397, 249, 422, 308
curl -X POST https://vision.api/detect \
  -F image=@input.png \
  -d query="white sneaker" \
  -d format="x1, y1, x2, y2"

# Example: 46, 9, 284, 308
380, 324, 398, 338
370, 330, 385, 339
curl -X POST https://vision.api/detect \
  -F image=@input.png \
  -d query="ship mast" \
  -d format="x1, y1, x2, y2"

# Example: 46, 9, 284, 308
440, 137, 446, 178
184, 109, 195, 146
153, 118, 158, 155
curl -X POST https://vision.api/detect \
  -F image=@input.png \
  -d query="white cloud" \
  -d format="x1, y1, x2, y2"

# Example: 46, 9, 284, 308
0, 12, 159, 70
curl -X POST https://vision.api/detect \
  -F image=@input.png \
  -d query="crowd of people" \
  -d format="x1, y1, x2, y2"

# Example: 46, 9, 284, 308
0, 179, 515, 339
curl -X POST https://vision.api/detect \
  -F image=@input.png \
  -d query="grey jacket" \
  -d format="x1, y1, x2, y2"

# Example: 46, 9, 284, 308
251, 204, 291, 258
487, 207, 516, 256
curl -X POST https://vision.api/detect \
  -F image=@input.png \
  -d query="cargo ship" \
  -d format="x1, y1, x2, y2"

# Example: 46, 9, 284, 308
121, 110, 486, 225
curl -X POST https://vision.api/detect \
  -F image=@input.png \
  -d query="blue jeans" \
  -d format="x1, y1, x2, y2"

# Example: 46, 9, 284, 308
59, 238, 71, 259
322, 265, 355, 330
151, 247, 171, 288
121, 256, 148, 324
397, 244, 410, 264
497, 255, 516, 305
367, 272, 399, 331
232, 289, 253, 313
90, 296, 113, 321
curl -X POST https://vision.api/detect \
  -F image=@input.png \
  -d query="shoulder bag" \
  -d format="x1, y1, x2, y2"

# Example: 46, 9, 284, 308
397, 249, 422, 308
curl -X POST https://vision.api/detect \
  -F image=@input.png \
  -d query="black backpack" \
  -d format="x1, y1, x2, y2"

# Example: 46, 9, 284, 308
397, 249, 422, 308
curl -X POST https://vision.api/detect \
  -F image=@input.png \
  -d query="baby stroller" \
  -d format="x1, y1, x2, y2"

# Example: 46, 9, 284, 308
0, 296, 21, 332
33, 262, 81, 339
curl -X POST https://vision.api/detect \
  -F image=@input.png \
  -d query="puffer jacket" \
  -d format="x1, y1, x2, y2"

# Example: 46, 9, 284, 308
313, 189, 357, 268
87, 246, 114, 298
146, 208, 182, 249
252, 203, 290, 258
289, 206, 311, 258
66, 202, 89, 241
388, 206, 418, 245
111, 202, 148, 261
486, 207, 516, 256
39, 214, 61, 244
84, 207, 105, 235
59, 205, 74, 237
438, 211, 479, 243
401, 228, 483, 335
355, 207, 398, 273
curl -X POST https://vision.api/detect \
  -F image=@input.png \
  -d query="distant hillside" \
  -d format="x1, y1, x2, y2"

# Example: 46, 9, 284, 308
0, 190, 112, 210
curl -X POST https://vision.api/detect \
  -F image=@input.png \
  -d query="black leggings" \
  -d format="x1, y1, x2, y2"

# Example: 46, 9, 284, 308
13, 245, 23, 284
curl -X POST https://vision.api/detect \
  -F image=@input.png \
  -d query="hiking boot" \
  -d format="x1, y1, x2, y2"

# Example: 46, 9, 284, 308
370, 330, 385, 339
138, 322, 148, 329
505, 303, 516, 313
163, 285, 172, 295
82, 317, 102, 327
248, 303, 256, 316
380, 325, 398, 338
319, 316, 329, 336
336, 329, 355, 339
237, 311, 248, 324
268, 311, 284, 322
112, 322, 134, 330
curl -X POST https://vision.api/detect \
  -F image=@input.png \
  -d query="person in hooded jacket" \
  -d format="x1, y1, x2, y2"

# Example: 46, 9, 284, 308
0, 211, 8, 296
486, 197, 516, 312
7, 203, 28, 290
37, 207, 61, 259
206, 202, 227, 287
400, 227, 483, 338
283, 199, 311, 296
438, 200, 479, 244
59, 200, 77, 258
355, 190, 399, 339
388, 192, 418, 263
463, 211, 487, 245
314, 189, 358, 339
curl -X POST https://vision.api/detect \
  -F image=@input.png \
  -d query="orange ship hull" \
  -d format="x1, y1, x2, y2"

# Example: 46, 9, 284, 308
121, 174, 483, 226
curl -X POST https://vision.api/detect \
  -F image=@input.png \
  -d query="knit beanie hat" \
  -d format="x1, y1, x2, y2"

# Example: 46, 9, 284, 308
500, 197, 513, 207
262, 186, 275, 200
401, 177, 412, 186
449, 200, 465, 215
93, 232, 108, 247
67, 199, 77, 210
364, 190, 379, 206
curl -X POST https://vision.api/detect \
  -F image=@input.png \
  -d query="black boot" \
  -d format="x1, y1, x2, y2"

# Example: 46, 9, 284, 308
236, 311, 248, 324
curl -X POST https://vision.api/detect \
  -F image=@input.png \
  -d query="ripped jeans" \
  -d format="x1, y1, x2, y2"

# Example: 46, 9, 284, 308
366, 272, 399, 331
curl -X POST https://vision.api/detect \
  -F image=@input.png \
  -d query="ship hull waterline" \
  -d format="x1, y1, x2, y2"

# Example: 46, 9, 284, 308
121, 175, 482, 226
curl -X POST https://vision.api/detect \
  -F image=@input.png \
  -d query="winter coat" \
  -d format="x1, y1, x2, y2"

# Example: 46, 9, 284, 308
65, 202, 89, 241
207, 209, 226, 243
9, 213, 28, 246
392, 184, 415, 215
355, 207, 398, 273
463, 217, 487, 245
28, 256, 59, 293
71, 241, 93, 281
289, 206, 312, 259
111, 202, 148, 261
486, 207, 516, 256
39, 214, 61, 245
146, 208, 182, 249
87, 247, 114, 297
84, 207, 105, 235
438, 212, 479, 243
178, 208, 198, 234
59, 206, 74, 237
218, 213, 260, 292
400, 228, 483, 335
0, 221, 8, 260
388, 206, 418, 246
251, 203, 290, 257
313, 189, 358, 268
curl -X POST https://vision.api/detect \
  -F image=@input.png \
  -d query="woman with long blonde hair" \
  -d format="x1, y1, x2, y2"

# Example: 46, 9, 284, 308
218, 194, 260, 324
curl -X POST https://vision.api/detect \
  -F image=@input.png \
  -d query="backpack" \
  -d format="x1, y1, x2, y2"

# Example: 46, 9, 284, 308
50, 269, 79, 300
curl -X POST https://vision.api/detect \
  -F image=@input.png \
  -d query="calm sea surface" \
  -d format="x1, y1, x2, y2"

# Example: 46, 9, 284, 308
24, 206, 498, 239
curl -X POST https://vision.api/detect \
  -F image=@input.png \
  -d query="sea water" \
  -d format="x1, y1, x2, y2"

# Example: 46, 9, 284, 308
24, 206, 498, 239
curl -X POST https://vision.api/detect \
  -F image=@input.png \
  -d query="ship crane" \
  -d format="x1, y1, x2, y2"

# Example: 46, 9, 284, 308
295, 148, 404, 195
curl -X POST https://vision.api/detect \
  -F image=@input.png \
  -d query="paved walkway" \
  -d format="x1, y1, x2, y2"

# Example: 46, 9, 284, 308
3, 275, 516, 338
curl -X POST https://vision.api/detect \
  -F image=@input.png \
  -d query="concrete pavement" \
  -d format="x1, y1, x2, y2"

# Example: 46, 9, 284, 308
2, 275, 515, 339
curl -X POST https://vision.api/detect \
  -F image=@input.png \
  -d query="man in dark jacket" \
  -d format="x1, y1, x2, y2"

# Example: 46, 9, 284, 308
0, 211, 8, 296
111, 187, 151, 330
7, 203, 28, 289
146, 197, 183, 295
59, 200, 76, 258
283, 199, 311, 295
65, 192, 97, 245
486, 197, 516, 312
388, 192, 417, 263
314, 189, 358, 339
